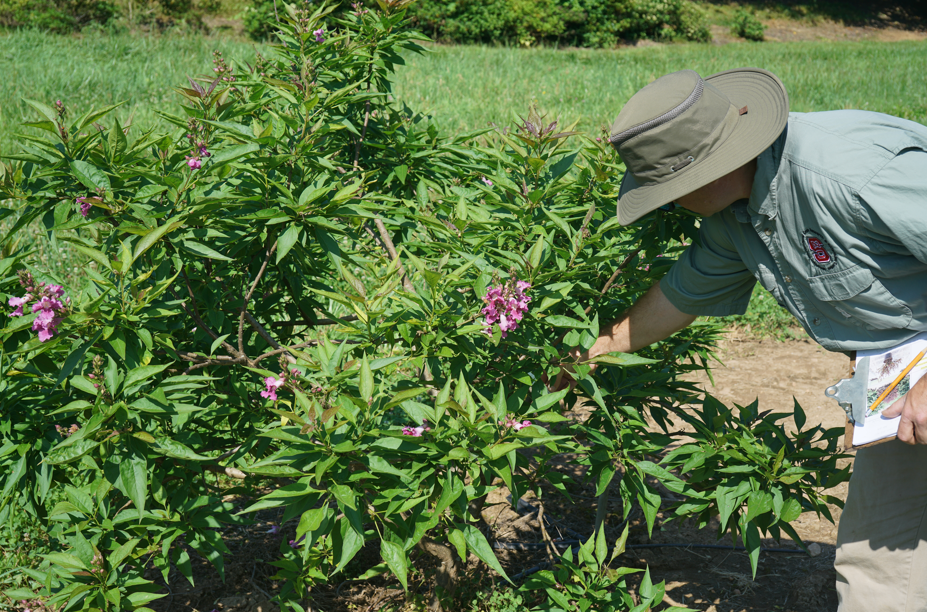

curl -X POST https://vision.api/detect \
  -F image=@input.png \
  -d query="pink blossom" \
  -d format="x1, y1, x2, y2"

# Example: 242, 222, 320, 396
199, 146, 211, 158
314, 28, 325, 43
261, 375, 285, 401
77, 196, 92, 217
481, 176, 493, 186
481, 278, 531, 337
186, 156, 202, 170
266, 525, 281, 535
402, 420, 431, 437
8, 294, 30, 317
504, 415, 532, 431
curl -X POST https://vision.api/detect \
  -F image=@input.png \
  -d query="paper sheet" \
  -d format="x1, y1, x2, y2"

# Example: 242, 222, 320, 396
852, 332, 927, 446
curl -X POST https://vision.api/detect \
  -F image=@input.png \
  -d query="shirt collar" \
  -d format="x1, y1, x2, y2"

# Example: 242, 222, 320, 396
747, 124, 788, 220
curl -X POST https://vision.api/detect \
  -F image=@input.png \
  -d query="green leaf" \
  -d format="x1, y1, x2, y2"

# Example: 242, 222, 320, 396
119, 454, 147, 516
530, 388, 568, 412
544, 314, 588, 328
380, 540, 408, 591
136, 185, 168, 201
23, 98, 57, 124
153, 436, 208, 461
793, 397, 806, 431
746, 490, 773, 522
395, 164, 408, 185
46, 438, 101, 465
123, 363, 170, 391
134, 221, 182, 263
109, 538, 140, 570
210, 143, 260, 166
359, 356, 373, 404
57, 331, 103, 387
70, 243, 113, 271
332, 518, 365, 575
586, 351, 658, 366
779, 497, 802, 523
70, 160, 111, 191
210, 334, 231, 355
741, 515, 762, 578
448, 528, 467, 562
595, 524, 607, 566
276, 225, 301, 264
596, 462, 616, 497
181, 240, 232, 261
484, 442, 521, 461
462, 524, 510, 582
332, 179, 363, 203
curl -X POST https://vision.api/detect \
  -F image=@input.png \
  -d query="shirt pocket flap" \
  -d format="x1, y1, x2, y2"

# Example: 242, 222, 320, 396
806, 266, 874, 301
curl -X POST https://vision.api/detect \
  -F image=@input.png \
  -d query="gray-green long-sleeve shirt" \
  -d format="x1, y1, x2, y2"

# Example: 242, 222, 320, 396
662, 111, 927, 353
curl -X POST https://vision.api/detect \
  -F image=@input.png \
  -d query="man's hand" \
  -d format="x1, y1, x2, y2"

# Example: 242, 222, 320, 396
881, 375, 927, 444
551, 348, 594, 392
549, 282, 695, 393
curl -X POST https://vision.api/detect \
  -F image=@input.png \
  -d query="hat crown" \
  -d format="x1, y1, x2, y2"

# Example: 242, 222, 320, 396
610, 70, 741, 186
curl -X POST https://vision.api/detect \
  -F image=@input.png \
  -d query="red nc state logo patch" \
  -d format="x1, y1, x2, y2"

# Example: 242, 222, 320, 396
801, 229, 837, 270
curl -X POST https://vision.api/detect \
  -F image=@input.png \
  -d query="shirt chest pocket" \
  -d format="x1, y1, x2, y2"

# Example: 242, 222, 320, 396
805, 265, 912, 330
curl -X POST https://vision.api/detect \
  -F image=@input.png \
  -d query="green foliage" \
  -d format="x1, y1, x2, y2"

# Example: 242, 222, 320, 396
407, 0, 711, 47
0, 3, 848, 610
0, 0, 117, 31
468, 588, 529, 612
520, 526, 678, 612
731, 8, 766, 41
242, 0, 279, 40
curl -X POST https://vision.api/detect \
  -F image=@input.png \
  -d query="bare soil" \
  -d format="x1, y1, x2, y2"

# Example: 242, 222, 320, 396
147, 332, 854, 612
710, 19, 927, 44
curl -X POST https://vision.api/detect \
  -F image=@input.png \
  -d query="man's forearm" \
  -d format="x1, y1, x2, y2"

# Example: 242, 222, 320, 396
586, 281, 697, 358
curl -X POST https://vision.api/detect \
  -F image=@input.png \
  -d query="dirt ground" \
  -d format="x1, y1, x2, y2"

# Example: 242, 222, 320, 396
709, 19, 927, 44
147, 332, 857, 612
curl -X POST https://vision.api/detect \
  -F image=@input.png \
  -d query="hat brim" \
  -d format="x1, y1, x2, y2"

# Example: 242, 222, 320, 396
616, 68, 789, 225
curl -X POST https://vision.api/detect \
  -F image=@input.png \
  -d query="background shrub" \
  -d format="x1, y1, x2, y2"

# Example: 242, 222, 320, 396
731, 8, 766, 41
360, 0, 710, 46
0, 0, 117, 31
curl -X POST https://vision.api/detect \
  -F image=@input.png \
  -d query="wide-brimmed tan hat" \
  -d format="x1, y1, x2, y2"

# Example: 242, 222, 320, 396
611, 68, 788, 225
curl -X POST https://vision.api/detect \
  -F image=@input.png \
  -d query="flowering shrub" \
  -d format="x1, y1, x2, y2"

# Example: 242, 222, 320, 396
481, 278, 531, 337
0, 1, 847, 610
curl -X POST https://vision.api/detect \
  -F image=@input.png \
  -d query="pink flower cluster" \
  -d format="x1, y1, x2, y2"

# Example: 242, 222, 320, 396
76, 196, 92, 217
261, 375, 285, 401
184, 118, 211, 170
55, 424, 79, 438
402, 420, 431, 437
481, 176, 493, 186
8, 272, 69, 342
185, 145, 210, 170
213, 50, 236, 84
481, 278, 531, 338
90, 552, 105, 576
314, 28, 325, 43
504, 415, 532, 431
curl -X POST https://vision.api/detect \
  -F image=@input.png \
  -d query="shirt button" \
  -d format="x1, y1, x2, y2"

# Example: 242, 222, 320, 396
784, 275, 792, 283
764, 228, 772, 236
813, 318, 820, 325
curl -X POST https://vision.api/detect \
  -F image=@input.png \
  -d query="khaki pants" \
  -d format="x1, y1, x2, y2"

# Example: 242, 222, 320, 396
836, 440, 927, 612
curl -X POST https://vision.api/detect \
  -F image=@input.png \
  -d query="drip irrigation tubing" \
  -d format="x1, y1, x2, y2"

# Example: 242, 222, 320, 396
493, 540, 808, 554
500, 541, 808, 582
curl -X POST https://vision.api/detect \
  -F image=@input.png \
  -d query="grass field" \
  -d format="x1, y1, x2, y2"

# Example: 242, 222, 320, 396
0, 31, 925, 150
391, 40, 927, 134
4, 30, 923, 338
